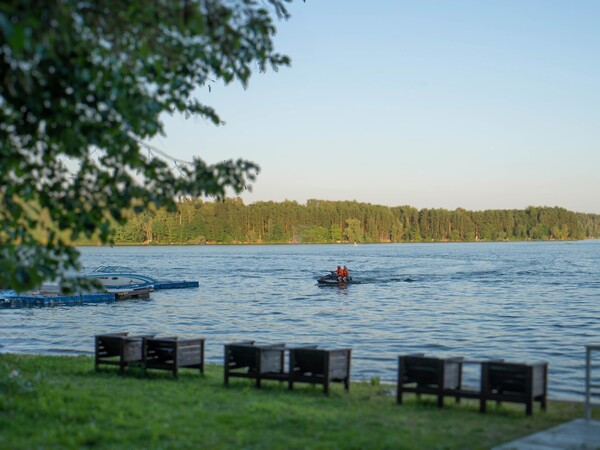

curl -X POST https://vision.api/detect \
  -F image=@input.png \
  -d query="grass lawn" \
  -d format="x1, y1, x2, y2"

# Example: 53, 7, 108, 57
0, 354, 585, 449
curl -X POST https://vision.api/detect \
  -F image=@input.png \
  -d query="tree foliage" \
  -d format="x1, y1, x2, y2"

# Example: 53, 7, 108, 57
0, 0, 292, 291
113, 200, 595, 245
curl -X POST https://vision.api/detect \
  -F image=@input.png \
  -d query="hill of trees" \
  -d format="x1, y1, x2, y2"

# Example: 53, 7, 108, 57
111, 199, 600, 245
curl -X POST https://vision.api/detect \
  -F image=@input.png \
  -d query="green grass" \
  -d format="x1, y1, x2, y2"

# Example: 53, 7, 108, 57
0, 354, 585, 449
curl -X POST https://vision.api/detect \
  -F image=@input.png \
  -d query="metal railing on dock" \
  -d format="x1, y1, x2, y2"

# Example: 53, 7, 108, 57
585, 345, 600, 420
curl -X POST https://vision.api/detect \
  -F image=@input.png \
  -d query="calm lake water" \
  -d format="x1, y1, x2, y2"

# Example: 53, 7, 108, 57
2, 241, 599, 400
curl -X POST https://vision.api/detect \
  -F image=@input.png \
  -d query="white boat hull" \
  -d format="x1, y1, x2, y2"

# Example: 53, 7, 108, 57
85, 266, 157, 289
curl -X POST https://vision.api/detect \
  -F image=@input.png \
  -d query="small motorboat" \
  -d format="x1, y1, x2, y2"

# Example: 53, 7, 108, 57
317, 271, 355, 286
85, 265, 199, 291
85, 265, 157, 290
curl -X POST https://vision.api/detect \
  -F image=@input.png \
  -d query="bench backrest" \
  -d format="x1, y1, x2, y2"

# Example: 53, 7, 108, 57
402, 356, 442, 384
400, 355, 462, 389
226, 344, 259, 370
483, 362, 547, 396
96, 333, 128, 356
291, 348, 351, 378
291, 348, 327, 373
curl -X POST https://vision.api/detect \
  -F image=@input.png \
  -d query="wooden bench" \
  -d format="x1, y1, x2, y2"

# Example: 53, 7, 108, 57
144, 336, 205, 378
397, 354, 548, 415
95, 332, 154, 374
397, 354, 469, 407
288, 347, 352, 394
224, 341, 288, 388
480, 360, 548, 416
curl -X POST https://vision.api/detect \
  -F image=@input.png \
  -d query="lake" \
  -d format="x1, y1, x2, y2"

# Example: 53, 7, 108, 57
2, 241, 599, 400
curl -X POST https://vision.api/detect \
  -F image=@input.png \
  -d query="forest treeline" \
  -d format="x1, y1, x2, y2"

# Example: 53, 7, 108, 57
112, 199, 600, 245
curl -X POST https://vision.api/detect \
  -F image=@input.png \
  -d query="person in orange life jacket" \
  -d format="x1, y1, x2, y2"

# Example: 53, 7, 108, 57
341, 265, 349, 282
335, 265, 343, 281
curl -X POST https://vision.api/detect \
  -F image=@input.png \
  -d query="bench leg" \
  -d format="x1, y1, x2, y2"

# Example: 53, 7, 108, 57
200, 343, 205, 375
480, 399, 487, 413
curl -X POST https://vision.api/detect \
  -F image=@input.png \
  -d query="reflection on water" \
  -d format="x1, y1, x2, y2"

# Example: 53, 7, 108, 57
2, 241, 600, 400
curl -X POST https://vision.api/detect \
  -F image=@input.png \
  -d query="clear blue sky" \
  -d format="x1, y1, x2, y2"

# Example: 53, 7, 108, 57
149, 0, 600, 213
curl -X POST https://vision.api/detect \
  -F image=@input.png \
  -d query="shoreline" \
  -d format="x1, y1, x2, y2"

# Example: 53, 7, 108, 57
76, 238, 598, 247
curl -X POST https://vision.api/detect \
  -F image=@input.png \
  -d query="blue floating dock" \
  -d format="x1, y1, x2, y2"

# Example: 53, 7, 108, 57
153, 280, 199, 290
1, 292, 116, 308
0, 279, 198, 308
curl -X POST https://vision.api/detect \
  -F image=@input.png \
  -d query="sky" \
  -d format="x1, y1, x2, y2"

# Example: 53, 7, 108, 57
148, 1, 600, 214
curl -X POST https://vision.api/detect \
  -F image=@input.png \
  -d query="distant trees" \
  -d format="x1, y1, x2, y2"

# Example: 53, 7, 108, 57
578, 213, 600, 238
112, 200, 597, 245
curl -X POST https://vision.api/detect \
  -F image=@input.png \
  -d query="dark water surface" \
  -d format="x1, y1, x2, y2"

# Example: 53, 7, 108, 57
2, 241, 599, 400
